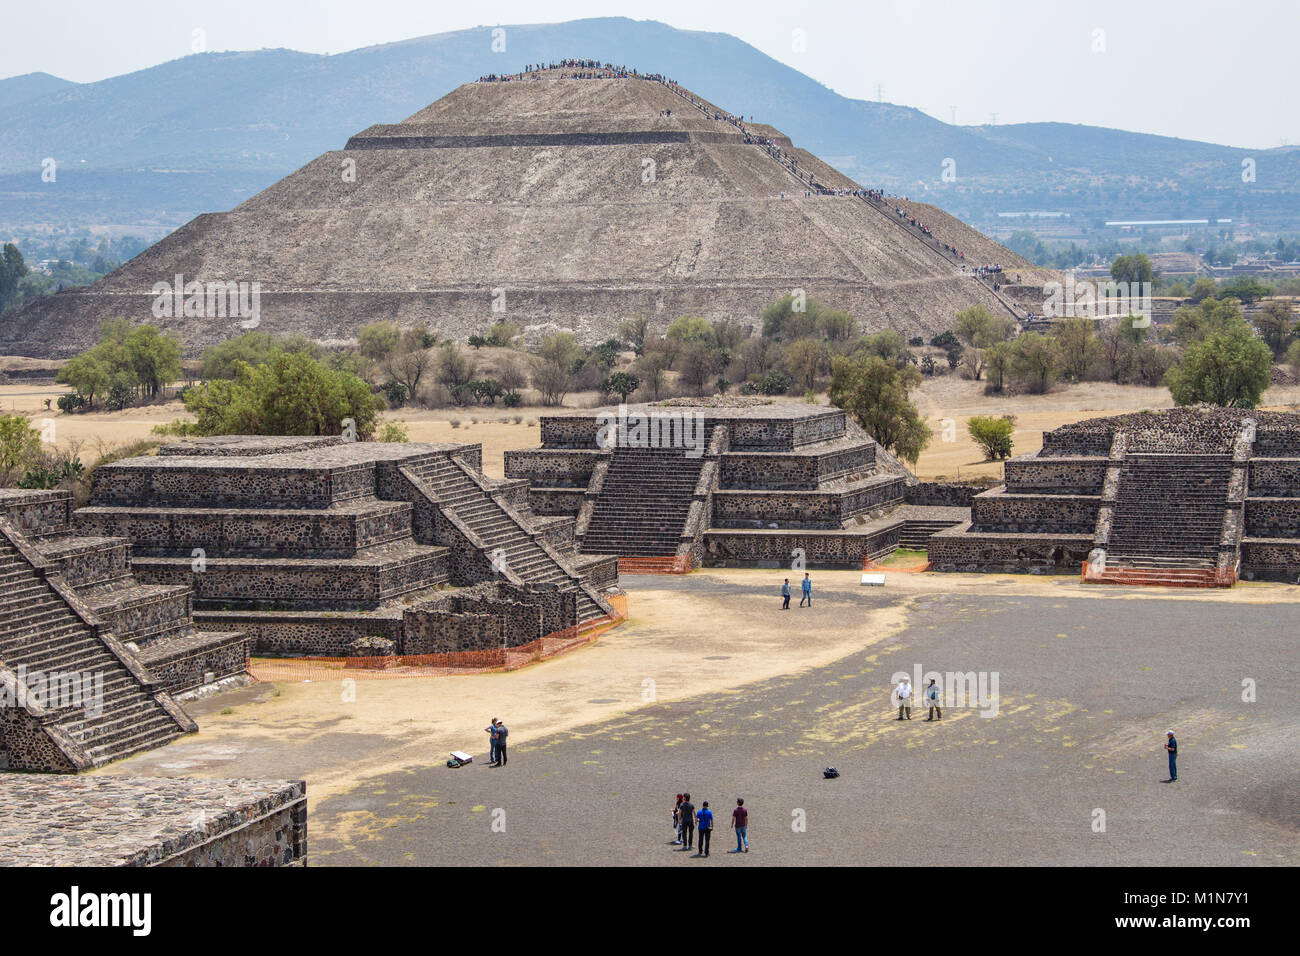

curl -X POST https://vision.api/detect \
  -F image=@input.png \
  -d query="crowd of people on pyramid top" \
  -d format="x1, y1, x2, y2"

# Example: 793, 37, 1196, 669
477, 61, 670, 83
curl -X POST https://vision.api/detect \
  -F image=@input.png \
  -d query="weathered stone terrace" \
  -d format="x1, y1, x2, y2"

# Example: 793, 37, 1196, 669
0, 775, 306, 866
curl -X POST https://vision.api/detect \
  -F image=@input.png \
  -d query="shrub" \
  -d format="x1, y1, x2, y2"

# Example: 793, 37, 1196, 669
378, 421, 409, 443
503, 392, 523, 408
56, 393, 85, 414
968, 415, 1016, 460
758, 369, 792, 395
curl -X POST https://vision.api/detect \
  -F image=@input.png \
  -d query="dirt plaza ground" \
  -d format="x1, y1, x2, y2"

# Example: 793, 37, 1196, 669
102, 569, 1300, 866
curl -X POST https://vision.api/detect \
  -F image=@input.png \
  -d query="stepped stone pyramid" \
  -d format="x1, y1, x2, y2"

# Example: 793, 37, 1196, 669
504, 399, 962, 568
0, 489, 232, 771
929, 408, 1300, 585
0, 65, 1043, 358
76, 436, 619, 655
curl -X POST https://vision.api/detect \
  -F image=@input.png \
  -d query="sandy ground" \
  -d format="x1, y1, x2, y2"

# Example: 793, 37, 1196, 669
98, 568, 1300, 865
7, 373, 1300, 481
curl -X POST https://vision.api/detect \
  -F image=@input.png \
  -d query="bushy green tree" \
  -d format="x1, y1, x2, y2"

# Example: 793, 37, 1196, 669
968, 415, 1015, 460
828, 355, 930, 464
0, 414, 41, 476
1165, 318, 1272, 408
182, 350, 384, 439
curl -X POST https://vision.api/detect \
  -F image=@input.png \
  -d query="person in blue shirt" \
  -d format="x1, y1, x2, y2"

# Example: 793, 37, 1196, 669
696, 801, 714, 856
781, 579, 791, 609
799, 573, 812, 607
1165, 731, 1178, 782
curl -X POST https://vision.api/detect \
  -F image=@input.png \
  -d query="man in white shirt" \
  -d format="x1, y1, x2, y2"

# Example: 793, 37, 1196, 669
896, 678, 912, 721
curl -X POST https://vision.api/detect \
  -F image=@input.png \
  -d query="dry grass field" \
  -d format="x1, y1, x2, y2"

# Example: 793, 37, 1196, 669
5, 368, 1300, 481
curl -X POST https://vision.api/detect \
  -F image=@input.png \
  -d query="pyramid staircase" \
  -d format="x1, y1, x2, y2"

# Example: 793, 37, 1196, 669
400, 453, 612, 625
578, 427, 716, 559
1087, 453, 1236, 587
0, 519, 195, 772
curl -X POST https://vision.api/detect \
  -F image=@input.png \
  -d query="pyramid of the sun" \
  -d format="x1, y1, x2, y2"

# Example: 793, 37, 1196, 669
0, 68, 1043, 358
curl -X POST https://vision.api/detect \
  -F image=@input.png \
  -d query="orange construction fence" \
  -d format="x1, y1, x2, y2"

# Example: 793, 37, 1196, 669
249, 594, 628, 681
1080, 561, 1236, 588
618, 554, 694, 574
863, 555, 932, 573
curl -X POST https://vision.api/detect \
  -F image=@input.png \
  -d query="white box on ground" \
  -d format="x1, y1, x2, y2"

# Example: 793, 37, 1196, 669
450, 751, 473, 763
860, 573, 886, 586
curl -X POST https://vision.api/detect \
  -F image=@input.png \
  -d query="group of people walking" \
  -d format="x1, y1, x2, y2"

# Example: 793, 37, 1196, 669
673, 794, 749, 856
780, 573, 813, 609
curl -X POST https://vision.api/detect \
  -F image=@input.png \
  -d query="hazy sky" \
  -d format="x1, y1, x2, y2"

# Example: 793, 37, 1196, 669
3, 0, 1296, 149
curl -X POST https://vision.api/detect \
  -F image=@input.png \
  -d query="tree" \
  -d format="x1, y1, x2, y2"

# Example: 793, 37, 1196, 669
0, 414, 41, 477
56, 353, 111, 407
983, 341, 1013, 393
485, 320, 521, 348
123, 325, 182, 398
618, 316, 650, 355
968, 415, 1015, 460
497, 355, 528, 400
1254, 299, 1295, 359
183, 350, 384, 439
1053, 316, 1099, 381
828, 355, 930, 464
1286, 339, 1300, 374
0, 243, 29, 313
665, 315, 714, 344
817, 308, 856, 342
200, 331, 326, 380
1189, 277, 1218, 303
602, 371, 641, 401
531, 332, 581, 406
1165, 318, 1272, 408
761, 293, 819, 341
1171, 297, 1243, 347
953, 304, 1015, 380
1217, 277, 1271, 305
1011, 332, 1062, 394
382, 329, 434, 401
435, 343, 476, 392
1110, 253, 1155, 287
783, 338, 828, 391
357, 321, 401, 362
678, 341, 721, 395
634, 341, 676, 400
855, 330, 910, 366
710, 318, 746, 354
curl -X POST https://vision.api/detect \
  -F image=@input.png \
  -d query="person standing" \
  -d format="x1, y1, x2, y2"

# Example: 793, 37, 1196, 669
781, 579, 791, 610
495, 719, 508, 766
799, 573, 812, 607
896, 678, 912, 720
924, 678, 942, 721
697, 801, 714, 856
673, 794, 684, 845
484, 718, 499, 766
679, 793, 696, 850
731, 798, 749, 853
1165, 731, 1178, 782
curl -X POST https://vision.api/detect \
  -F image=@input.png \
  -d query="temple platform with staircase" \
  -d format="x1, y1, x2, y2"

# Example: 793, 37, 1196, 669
77, 436, 620, 656
505, 400, 962, 569
928, 407, 1300, 586
0, 489, 220, 772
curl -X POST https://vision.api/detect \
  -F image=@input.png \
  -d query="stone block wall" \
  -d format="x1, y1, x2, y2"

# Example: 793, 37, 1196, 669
196, 612, 405, 657
1003, 456, 1108, 493
0, 489, 72, 537
1244, 498, 1300, 537
905, 482, 985, 507
703, 523, 900, 568
971, 492, 1102, 534
927, 523, 1094, 573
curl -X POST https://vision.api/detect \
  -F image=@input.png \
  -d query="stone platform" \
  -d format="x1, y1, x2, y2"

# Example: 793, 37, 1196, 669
931, 407, 1300, 581
0, 775, 306, 866
79, 436, 620, 656
505, 400, 956, 568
